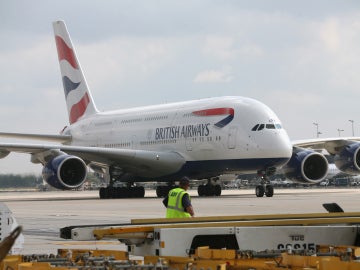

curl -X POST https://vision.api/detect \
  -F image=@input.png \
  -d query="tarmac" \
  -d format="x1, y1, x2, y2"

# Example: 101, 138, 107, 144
2, 187, 360, 254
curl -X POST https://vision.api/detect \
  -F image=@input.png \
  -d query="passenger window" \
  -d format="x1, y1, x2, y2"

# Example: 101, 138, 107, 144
258, 124, 264, 131
251, 124, 259, 131
266, 124, 275, 129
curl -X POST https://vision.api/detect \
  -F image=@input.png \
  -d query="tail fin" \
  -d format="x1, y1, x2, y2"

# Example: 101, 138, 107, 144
53, 20, 98, 124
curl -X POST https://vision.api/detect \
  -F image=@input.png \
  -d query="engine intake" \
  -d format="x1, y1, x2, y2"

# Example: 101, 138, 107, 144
42, 155, 87, 190
334, 143, 360, 175
283, 148, 328, 184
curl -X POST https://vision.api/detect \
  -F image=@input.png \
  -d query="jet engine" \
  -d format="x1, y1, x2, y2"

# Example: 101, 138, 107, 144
42, 155, 87, 190
283, 148, 328, 184
334, 142, 360, 175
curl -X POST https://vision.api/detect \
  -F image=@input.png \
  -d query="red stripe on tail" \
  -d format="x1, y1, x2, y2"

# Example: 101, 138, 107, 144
55, 36, 78, 69
69, 92, 90, 124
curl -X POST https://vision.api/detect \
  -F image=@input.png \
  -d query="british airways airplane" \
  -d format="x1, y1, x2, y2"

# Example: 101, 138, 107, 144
0, 20, 360, 199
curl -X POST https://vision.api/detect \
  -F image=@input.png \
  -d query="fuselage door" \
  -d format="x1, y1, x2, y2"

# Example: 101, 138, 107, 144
131, 135, 137, 149
228, 126, 237, 149
185, 136, 193, 151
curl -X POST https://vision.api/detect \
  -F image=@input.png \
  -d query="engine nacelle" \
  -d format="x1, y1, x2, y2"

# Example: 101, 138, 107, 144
283, 148, 328, 184
42, 155, 87, 190
334, 143, 360, 175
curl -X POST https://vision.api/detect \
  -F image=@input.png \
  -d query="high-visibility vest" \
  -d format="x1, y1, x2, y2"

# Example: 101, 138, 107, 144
166, 187, 191, 218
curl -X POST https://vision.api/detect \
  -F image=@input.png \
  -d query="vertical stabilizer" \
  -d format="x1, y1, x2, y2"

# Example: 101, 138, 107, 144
53, 20, 98, 124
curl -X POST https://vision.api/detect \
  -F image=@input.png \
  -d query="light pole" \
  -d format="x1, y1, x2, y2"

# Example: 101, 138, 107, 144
337, 129, 344, 137
349, 120, 354, 136
313, 122, 320, 138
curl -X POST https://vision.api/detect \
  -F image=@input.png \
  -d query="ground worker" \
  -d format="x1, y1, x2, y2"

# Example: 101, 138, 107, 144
163, 177, 195, 218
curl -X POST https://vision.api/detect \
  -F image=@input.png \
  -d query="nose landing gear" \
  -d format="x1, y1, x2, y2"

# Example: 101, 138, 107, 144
255, 168, 275, 197
255, 184, 274, 197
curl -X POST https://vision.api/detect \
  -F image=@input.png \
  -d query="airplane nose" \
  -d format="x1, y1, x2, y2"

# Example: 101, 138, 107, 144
280, 142, 293, 161
277, 134, 292, 158
260, 131, 292, 160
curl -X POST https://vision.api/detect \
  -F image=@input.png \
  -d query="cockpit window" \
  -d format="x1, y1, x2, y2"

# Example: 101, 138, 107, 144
251, 124, 259, 131
251, 123, 282, 131
266, 124, 275, 129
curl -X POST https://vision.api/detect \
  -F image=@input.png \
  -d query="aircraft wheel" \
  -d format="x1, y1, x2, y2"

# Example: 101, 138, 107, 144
205, 184, 213, 196
214, 184, 222, 196
255, 185, 265, 197
156, 186, 169, 198
137, 186, 145, 198
198, 184, 205, 196
99, 187, 109, 199
132, 186, 145, 198
156, 186, 163, 198
265, 185, 274, 197
127, 187, 135, 198
108, 187, 117, 198
115, 187, 126, 198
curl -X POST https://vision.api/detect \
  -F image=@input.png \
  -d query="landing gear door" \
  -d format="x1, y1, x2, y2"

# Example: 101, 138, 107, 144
228, 126, 237, 149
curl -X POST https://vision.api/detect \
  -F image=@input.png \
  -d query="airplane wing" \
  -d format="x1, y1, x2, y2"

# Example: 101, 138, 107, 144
292, 137, 360, 155
0, 143, 186, 178
0, 132, 71, 143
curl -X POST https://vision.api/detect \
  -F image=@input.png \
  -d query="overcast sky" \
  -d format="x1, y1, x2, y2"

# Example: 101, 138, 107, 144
1, 0, 360, 174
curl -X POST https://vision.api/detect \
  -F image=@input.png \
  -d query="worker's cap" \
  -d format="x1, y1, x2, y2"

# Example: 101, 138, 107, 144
179, 177, 190, 186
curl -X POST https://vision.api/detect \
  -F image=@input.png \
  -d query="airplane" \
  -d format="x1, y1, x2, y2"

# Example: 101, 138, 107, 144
1, 20, 360, 199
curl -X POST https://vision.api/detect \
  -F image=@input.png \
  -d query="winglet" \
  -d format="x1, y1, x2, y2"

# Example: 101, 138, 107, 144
53, 20, 98, 124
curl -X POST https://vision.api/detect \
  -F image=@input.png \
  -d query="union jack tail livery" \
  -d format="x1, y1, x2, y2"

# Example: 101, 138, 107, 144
53, 20, 98, 124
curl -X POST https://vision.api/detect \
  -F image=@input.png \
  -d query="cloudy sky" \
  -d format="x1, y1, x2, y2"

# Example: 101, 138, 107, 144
1, 0, 360, 174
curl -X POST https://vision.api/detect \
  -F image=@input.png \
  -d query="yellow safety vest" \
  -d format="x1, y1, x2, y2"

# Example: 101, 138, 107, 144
166, 187, 191, 218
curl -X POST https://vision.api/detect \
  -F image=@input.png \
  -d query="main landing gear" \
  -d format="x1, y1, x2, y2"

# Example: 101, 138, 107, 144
155, 178, 222, 198
255, 169, 275, 198
156, 183, 176, 198
99, 184, 145, 199
197, 179, 222, 197
99, 167, 145, 199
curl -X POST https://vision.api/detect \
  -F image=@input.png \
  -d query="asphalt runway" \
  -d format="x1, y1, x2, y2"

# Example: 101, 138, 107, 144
2, 187, 360, 254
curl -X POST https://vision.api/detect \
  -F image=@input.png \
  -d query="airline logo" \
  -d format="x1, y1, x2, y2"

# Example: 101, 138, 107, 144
55, 36, 89, 124
192, 108, 234, 128
154, 107, 234, 141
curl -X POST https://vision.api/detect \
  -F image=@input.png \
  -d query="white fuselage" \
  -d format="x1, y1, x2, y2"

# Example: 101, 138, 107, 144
63, 96, 292, 180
